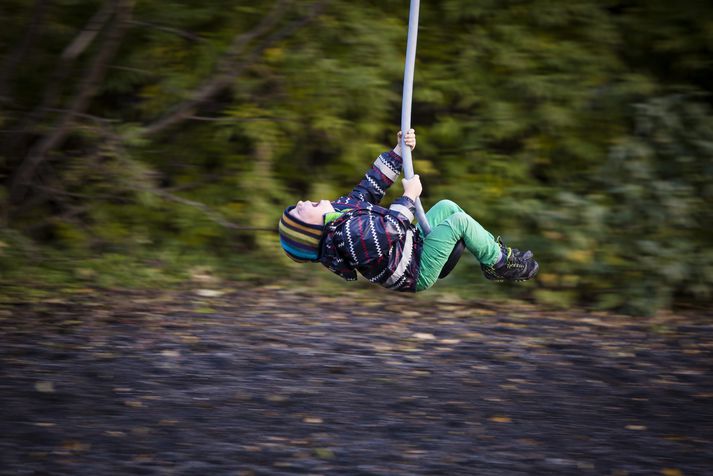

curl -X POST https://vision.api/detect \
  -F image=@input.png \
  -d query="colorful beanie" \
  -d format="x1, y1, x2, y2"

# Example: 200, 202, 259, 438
278, 206, 324, 262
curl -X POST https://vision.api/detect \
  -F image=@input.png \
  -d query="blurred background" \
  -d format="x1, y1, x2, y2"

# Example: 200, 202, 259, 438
1, 0, 712, 315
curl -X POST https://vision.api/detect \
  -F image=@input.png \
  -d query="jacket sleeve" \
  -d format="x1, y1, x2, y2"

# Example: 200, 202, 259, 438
387, 195, 417, 224
324, 260, 357, 282
321, 218, 359, 282
335, 268, 358, 282
348, 150, 403, 204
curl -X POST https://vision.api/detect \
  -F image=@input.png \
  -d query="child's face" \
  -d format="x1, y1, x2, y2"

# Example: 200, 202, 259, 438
290, 200, 335, 225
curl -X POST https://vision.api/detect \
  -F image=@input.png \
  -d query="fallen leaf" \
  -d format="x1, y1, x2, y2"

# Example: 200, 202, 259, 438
62, 441, 91, 452
35, 382, 54, 393
412, 332, 436, 340
439, 339, 461, 345
490, 416, 512, 423
314, 448, 335, 459
401, 311, 420, 318
196, 289, 223, 297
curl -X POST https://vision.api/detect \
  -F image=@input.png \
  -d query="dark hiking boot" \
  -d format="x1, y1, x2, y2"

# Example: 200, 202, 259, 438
481, 237, 539, 282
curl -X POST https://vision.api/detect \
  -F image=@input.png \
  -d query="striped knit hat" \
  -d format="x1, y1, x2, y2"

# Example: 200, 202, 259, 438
278, 206, 324, 262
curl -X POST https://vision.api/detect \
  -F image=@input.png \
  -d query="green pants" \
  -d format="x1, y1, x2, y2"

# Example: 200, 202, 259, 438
415, 200, 500, 291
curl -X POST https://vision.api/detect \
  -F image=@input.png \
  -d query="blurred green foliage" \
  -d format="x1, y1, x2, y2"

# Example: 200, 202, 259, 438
1, 0, 712, 314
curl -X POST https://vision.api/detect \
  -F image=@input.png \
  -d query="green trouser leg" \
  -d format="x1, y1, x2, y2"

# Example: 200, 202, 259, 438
415, 200, 501, 291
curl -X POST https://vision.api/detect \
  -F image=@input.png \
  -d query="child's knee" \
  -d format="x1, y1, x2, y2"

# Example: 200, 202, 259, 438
450, 211, 470, 228
435, 199, 461, 214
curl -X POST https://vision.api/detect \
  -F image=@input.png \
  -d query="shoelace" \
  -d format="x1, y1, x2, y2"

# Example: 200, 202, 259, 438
485, 238, 536, 282
503, 247, 532, 273
501, 243, 526, 270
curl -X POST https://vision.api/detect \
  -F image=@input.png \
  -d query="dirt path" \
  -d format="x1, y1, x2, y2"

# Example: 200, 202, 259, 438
1, 286, 712, 475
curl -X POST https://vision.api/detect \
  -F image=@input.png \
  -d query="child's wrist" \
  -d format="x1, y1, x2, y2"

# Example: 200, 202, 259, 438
403, 193, 418, 202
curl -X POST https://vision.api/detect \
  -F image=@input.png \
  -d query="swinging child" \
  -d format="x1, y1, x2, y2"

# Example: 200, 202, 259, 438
278, 129, 539, 292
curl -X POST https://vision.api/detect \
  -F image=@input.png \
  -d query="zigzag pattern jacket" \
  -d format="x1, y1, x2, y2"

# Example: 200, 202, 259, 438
319, 150, 423, 292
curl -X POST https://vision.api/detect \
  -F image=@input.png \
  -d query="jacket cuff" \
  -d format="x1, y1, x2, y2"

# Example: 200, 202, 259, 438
389, 196, 416, 222
373, 152, 400, 182
384, 150, 403, 171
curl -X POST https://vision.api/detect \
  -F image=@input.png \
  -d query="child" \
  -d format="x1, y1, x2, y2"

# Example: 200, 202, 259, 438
278, 130, 538, 292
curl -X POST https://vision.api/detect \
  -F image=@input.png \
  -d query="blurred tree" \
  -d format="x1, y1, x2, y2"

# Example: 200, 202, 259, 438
1, 0, 711, 314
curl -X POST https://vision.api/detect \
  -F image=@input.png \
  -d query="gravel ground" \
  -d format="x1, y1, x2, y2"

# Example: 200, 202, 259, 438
1, 286, 712, 475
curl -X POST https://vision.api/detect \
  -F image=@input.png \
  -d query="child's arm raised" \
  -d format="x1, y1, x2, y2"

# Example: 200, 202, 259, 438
347, 130, 416, 204
386, 174, 421, 225
393, 129, 416, 158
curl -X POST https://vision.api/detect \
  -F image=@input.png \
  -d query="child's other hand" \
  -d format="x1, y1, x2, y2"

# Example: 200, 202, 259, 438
397, 129, 416, 151
402, 174, 422, 201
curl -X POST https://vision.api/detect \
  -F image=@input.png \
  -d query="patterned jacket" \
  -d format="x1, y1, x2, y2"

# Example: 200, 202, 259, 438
319, 150, 423, 292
